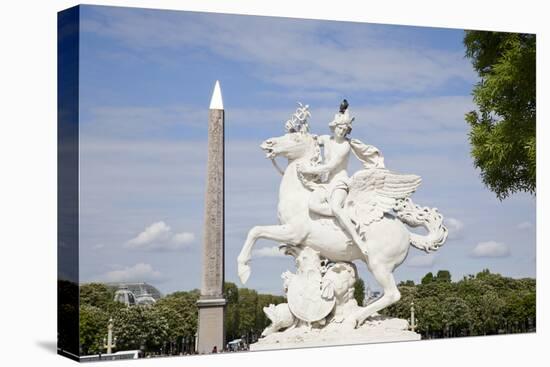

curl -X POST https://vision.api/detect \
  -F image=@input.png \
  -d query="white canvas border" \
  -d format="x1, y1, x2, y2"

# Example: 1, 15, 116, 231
1, 1, 546, 366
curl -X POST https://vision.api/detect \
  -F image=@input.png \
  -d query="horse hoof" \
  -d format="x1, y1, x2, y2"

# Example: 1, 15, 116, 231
238, 263, 251, 284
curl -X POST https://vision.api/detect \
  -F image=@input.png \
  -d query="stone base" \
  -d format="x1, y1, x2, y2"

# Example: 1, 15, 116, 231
250, 315, 420, 351
197, 298, 226, 354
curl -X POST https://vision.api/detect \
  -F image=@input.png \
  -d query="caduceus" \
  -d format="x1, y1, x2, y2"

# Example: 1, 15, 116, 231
272, 102, 312, 176
285, 102, 311, 133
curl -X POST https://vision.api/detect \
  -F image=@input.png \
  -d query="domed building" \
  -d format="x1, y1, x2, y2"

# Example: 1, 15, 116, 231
107, 282, 163, 301
113, 285, 136, 306
111, 282, 161, 307
135, 290, 156, 306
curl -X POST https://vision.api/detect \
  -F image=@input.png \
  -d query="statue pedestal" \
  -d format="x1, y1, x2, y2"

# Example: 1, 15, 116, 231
197, 298, 226, 354
250, 316, 420, 351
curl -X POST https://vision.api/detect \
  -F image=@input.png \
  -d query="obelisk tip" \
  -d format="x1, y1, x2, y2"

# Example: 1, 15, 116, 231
209, 80, 224, 110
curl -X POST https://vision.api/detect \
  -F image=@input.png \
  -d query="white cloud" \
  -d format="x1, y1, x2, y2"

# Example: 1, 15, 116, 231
127, 221, 172, 245
100, 263, 163, 283
406, 254, 436, 268
81, 8, 475, 94
470, 241, 511, 258
517, 221, 534, 230
172, 232, 196, 244
445, 217, 464, 240
253, 246, 287, 258
125, 221, 195, 251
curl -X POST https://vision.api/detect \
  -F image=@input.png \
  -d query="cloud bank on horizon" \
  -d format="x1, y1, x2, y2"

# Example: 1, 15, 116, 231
76, 5, 536, 295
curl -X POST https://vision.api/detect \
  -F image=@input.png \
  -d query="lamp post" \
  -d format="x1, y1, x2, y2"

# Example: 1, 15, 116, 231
103, 318, 117, 354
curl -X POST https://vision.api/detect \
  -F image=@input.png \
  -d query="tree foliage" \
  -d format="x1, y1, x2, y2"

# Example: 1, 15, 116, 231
78, 269, 535, 353
154, 290, 199, 342
224, 282, 240, 341
421, 272, 434, 285
222, 282, 286, 342
79, 305, 109, 355
464, 31, 536, 200
398, 280, 415, 287
383, 269, 536, 338
80, 283, 123, 313
236, 288, 258, 337
79, 282, 286, 354
435, 270, 452, 283
112, 306, 170, 352
354, 277, 365, 306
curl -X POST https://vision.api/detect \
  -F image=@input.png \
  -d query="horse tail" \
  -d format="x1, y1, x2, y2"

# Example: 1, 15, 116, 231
394, 198, 448, 253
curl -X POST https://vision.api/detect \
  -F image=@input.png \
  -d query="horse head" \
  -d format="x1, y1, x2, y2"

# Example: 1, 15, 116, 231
261, 132, 319, 163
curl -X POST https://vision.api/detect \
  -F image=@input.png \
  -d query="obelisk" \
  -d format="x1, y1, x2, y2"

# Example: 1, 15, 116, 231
196, 80, 226, 354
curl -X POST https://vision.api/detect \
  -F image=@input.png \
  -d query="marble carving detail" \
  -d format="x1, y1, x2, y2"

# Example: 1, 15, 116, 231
237, 101, 448, 349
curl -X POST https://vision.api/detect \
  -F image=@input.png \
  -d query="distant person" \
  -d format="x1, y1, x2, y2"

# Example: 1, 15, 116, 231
212, 345, 218, 353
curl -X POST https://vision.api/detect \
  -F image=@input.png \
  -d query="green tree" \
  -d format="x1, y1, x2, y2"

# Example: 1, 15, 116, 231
464, 31, 536, 200
416, 296, 445, 337
364, 269, 535, 338
154, 290, 199, 343
80, 283, 112, 307
398, 280, 415, 287
421, 272, 434, 285
435, 270, 452, 283
80, 283, 122, 313
79, 305, 109, 355
354, 277, 366, 306
256, 294, 286, 333
383, 284, 416, 319
112, 306, 169, 353
237, 288, 258, 338
440, 297, 473, 337
224, 282, 240, 341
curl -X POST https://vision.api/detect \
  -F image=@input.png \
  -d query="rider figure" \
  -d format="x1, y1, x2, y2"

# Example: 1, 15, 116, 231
297, 100, 367, 251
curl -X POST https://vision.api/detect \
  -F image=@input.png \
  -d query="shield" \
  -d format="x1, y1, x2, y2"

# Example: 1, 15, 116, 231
287, 273, 335, 322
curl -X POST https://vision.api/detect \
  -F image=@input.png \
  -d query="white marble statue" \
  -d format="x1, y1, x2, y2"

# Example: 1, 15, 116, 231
238, 101, 448, 345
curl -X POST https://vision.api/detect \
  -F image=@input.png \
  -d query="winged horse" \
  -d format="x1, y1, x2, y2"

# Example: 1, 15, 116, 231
237, 128, 447, 328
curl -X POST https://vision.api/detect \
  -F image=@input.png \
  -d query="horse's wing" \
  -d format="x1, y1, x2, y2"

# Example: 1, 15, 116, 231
347, 168, 422, 228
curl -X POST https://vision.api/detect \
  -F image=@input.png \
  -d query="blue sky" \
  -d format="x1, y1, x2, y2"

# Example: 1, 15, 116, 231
77, 5, 536, 295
